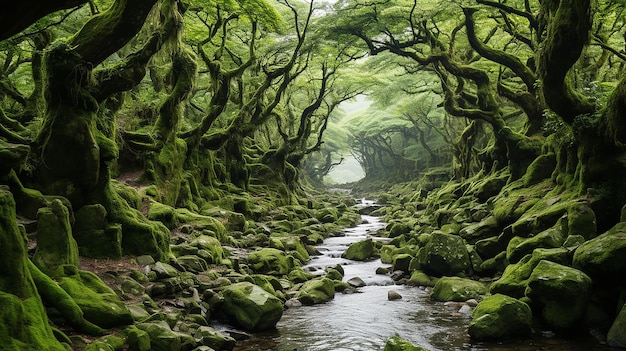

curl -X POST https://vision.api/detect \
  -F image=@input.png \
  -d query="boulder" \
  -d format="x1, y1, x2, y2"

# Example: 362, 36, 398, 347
490, 248, 569, 298
525, 260, 592, 332
248, 248, 296, 275
506, 228, 564, 264
388, 290, 403, 300
418, 232, 470, 277
32, 199, 79, 272
221, 282, 283, 331
193, 326, 236, 350
297, 277, 335, 305
392, 253, 414, 273
468, 294, 532, 340
190, 235, 224, 264
407, 270, 434, 287
342, 238, 375, 261
459, 216, 500, 244
431, 276, 487, 302
566, 203, 596, 239
383, 336, 428, 351
573, 222, 626, 283
136, 321, 182, 351
608, 303, 626, 348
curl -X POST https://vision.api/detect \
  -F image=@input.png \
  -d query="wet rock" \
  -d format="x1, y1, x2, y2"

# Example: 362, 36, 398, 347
506, 227, 564, 264
376, 266, 390, 275
175, 255, 209, 273
221, 282, 283, 331
407, 270, 434, 287
573, 222, 626, 283
194, 326, 236, 350
525, 260, 592, 332
430, 276, 487, 302
125, 326, 151, 351
388, 290, 402, 300
458, 304, 472, 315
490, 248, 569, 298
608, 303, 626, 348
392, 253, 413, 273
383, 335, 429, 351
342, 238, 375, 261
136, 321, 182, 351
248, 248, 295, 275
347, 276, 366, 288
468, 294, 532, 340
150, 261, 180, 279
418, 232, 470, 277
459, 216, 500, 244
297, 277, 335, 305
285, 298, 303, 308
190, 235, 224, 264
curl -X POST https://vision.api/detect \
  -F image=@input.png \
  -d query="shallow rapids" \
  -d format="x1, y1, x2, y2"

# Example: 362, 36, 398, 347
231, 205, 613, 351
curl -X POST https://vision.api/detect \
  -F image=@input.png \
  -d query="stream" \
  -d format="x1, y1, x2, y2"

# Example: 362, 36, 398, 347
231, 201, 615, 351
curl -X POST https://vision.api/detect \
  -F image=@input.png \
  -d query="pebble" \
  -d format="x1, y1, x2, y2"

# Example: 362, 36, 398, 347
388, 290, 403, 300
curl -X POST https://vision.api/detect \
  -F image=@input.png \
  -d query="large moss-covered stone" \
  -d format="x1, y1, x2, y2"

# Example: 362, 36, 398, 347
136, 321, 182, 351
74, 204, 123, 259
418, 232, 470, 277
248, 248, 296, 275
573, 222, 626, 283
190, 235, 224, 264
297, 277, 335, 305
58, 270, 133, 328
0, 188, 66, 351
525, 260, 592, 332
566, 204, 596, 239
468, 294, 532, 340
490, 248, 569, 298
32, 199, 79, 272
221, 282, 283, 331
342, 237, 375, 261
506, 228, 564, 263
431, 276, 487, 302
459, 216, 500, 244
608, 303, 626, 348
383, 335, 429, 351
193, 326, 236, 350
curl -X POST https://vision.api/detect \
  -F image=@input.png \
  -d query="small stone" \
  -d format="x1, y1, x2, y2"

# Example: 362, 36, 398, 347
465, 299, 479, 307
347, 277, 366, 287
285, 298, 303, 308
458, 304, 472, 315
376, 266, 390, 274
387, 290, 402, 300
136, 255, 155, 266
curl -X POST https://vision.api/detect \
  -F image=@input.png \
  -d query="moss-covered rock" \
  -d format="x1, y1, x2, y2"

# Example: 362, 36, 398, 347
296, 277, 335, 305
523, 153, 556, 186
136, 321, 182, 351
220, 282, 283, 331
189, 235, 224, 264
392, 253, 414, 273
58, 270, 133, 328
459, 216, 500, 244
0, 188, 67, 351
342, 237, 376, 261
506, 228, 564, 264
194, 326, 236, 350
418, 232, 470, 277
248, 248, 296, 275
525, 260, 592, 332
32, 199, 79, 273
490, 248, 570, 298
468, 294, 532, 340
74, 204, 123, 259
607, 302, 626, 348
572, 222, 626, 283
566, 204, 596, 239
407, 270, 435, 287
125, 325, 151, 351
383, 335, 429, 351
430, 276, 487, 302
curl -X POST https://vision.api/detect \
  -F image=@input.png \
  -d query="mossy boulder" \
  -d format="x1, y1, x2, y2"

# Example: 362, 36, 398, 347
383, 335, 429, 351
525, 260, 592, 332
392, 253, 414, 272
297, 277, 335, 305
490, 248, 570, 298
136, 321, 182, 351
273, 236, 310, 263
220, 282, 283, 331
74, 204, 123, 259
248, 248, 296, 275
407, 270, 435, 287
32, 199, 79, 272
58, 270, 133, 328
189, 235, 224, 264
194, 326, 236, 350
506, 227, 564, 264
607, 303, 626, 348
0, 188, 67, 351
431, 276, 487, 302
572, 222, 626, 283
342, 238, 376, 261
468, 294, 532, 340
418, 232, 470, 277
458, 216, 500, 244
566, 204, 596, 239
523, 153, 556, 186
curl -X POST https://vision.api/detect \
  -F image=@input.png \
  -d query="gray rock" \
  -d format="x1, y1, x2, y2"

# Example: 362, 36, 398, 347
387, 290, 402, 300
347, 276, 366, 288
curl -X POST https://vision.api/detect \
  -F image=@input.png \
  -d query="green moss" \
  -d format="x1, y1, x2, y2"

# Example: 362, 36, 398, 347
383, 335, 429, 351
342, 238, 376, 261
468, 294, 532, 340
32, 199, 79, 273
297, 277, 335, 305
430, 276, 488, 302
220, 282, 284, 331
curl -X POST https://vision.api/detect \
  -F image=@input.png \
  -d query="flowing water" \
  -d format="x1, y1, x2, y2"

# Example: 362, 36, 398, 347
231, 201, 615, 351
